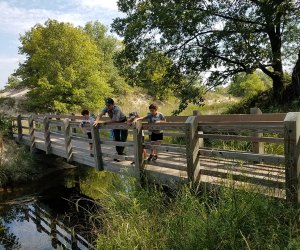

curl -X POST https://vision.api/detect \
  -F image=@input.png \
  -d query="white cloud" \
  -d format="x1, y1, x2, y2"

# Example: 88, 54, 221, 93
0, 0, 122, 88
0, 2, 90, 35
75, 0, 119, 11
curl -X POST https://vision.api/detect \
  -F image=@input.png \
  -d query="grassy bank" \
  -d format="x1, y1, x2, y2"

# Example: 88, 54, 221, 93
0, 113, 40, 187
93, 177, 300, 250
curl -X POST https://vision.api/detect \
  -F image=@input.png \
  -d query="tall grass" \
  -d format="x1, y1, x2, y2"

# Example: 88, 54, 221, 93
94, 177, 300, 249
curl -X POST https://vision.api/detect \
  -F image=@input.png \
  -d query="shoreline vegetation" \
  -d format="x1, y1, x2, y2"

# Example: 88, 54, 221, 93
94, 177, 300, 249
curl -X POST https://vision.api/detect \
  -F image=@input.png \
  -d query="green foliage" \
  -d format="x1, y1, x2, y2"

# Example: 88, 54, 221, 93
16, 19, 112, 113
4, 75, 24, 90
83, 21, 128, 95
0, 113, 12, 137
113, 0, 300, 103
95, 179, 300, 249
116, 48, 205, 113
228, 71, 271, 98
0, 142, 38, 187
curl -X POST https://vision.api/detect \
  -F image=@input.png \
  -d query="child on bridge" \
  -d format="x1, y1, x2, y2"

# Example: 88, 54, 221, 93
133, 104, 166, 161
80, 109, 95, 157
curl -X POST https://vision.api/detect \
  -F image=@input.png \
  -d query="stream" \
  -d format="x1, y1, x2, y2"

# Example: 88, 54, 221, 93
0, 166, 114, 250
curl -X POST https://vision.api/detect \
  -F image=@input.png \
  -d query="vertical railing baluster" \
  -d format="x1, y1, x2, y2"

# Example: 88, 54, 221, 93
28, 114, 36, 153
43, 116, 51, 154
17, 114, 23, 143
63, 118, 72, 162
133, 120, 144, 177
92, 125, 103, 170
284, 112, 300, 206
185, 116, 201, 181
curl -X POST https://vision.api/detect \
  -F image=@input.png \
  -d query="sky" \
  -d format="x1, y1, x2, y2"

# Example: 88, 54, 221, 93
0, 0, 124, 89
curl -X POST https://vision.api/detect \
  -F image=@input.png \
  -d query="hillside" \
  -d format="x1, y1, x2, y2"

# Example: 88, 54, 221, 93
0, 87, 239, 116
0, 88, 29, 115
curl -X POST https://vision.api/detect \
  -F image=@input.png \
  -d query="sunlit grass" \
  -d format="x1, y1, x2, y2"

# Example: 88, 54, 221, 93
93, 178, 300, 250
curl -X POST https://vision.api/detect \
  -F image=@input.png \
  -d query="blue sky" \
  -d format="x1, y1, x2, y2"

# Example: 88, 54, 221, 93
0, 0, 123, 89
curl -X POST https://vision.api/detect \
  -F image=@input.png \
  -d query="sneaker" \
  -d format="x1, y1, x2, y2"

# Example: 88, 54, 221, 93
90, 153, 94, 157
114, 158, 121, 162
152, 155, 158, 161
147, 155, 154, 161
131, 161, 135, 165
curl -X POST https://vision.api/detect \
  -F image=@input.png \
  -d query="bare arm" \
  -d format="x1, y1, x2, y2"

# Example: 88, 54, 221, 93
132, 116, 146, 124
93, 112, 105, 126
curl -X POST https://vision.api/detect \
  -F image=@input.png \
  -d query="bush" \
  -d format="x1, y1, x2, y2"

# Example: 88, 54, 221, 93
0, 141, 39, 187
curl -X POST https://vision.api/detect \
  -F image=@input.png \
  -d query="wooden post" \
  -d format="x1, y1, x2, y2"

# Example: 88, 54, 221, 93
91, 125, 103, 171
28, 114, 36, 153
193, 110, 204, 148
63, 118, 72, 162
284, 112, 300, 205
185, 116, 201, 181
56, 116, 61, 131
133, 120, 144, 176
250, 107, 264, 155
71, 113, 77, 134
17, 114, 23, 143
43, 116, 51, 154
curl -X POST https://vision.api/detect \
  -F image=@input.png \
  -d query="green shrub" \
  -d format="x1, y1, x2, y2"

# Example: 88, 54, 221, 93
0, 141, 39, 187
0, 113, 12, 137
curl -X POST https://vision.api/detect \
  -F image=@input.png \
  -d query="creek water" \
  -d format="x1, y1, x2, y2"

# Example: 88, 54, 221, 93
0, 166, 114, 250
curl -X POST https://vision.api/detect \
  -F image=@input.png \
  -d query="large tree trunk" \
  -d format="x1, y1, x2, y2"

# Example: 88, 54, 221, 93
267, 28, 285, 102
291, 51, 300, 97
272, 74, 284, 102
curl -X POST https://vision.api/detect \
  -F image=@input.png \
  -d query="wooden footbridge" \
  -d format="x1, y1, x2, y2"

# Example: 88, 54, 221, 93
12, 109, 300, 204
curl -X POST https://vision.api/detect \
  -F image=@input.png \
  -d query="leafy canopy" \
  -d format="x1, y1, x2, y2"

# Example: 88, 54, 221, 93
83, 21, 128, 95
228, 71, 271, 98
16, 19, 112, 113
113, 0, 300, 102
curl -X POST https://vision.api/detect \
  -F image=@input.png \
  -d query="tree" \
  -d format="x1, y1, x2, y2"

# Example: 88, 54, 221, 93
112, 0, 300, 103
82, 21, 128, 95
16, 19, 112, 113
228, 71, 271, 97
4, 75, 23, 90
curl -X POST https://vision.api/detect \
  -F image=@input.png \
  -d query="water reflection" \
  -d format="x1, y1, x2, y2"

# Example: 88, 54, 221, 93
0, 167, 116, 250
1, 201, 93, 249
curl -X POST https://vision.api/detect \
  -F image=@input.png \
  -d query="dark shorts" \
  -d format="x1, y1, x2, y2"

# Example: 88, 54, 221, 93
87, 132, 92, 145
142, 136, 145, 148
149, 133, 163, 142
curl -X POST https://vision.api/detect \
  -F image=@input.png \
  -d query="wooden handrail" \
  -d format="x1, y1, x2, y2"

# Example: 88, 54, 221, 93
15, 110, 300, 205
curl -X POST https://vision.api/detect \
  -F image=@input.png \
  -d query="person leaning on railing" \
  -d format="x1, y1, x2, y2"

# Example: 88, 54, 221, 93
133, 103, 166, 161
93, 98, 128, 161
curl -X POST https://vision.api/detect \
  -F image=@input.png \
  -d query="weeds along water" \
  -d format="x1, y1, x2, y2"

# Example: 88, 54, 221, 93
93, 176, 300, 250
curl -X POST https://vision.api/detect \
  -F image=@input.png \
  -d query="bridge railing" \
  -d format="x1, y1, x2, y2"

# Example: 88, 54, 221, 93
11, 111, 300, 205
